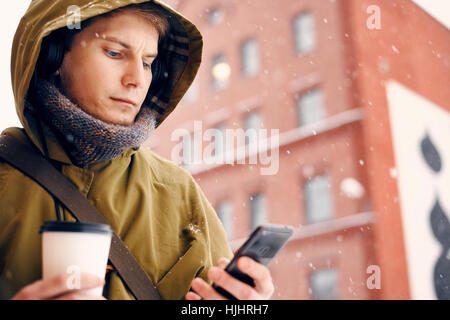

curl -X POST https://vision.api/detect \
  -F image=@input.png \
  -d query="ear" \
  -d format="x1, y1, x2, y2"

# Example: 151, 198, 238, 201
54, 69, 60, 76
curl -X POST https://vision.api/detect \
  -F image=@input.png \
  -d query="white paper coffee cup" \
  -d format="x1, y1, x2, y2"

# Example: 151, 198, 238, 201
39, 221, 113, 297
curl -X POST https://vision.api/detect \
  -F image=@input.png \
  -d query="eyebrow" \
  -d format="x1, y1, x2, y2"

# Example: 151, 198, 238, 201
101, 35, 158, 58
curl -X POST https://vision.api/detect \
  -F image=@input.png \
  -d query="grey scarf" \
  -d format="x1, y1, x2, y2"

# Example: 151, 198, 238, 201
25, 78, 157, 167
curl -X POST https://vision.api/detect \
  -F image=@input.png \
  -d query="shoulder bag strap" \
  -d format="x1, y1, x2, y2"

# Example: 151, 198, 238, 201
0, 134, 161, 300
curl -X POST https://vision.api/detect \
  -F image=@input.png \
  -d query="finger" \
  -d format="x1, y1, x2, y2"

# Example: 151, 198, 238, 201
237, 257, 274, 297
190, 278, 226, 300
207, 266, 259, 300
216, 257, 230, 269
13, 273, 104, 300
185, 291, 201, 300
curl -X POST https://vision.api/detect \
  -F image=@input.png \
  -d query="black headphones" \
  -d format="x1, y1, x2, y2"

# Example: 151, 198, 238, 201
33, 27, 168, 99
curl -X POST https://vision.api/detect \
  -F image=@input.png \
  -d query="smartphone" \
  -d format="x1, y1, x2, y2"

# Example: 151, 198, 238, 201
212, 224, 294, 300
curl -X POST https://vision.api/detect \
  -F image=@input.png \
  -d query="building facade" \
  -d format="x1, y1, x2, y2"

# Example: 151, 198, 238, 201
148, 0, 450, 299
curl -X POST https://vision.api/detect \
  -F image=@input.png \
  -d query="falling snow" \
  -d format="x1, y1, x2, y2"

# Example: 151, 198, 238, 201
389, 167, 398, 179
392, 45, 400, 54
188, 223, 201, 234
340, 177, 365, 198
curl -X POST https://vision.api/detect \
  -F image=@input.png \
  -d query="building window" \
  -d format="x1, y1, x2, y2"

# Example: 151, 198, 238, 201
310, 268, 338, 300
297, 88, 325, 127
208, 8, 224, 26
304, 174, 333, 224
216, 201, 233, 240
211, 54, 230, 90
250, 193, 266, 231
242, 38, 260, 77
294, 12, 316, 54
244, 112, 263, 152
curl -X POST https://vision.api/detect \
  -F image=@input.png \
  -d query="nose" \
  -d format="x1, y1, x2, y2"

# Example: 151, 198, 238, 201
121, 58, 148, 89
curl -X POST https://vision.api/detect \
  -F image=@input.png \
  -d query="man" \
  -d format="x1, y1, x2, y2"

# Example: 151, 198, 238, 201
0, 0, 274, 300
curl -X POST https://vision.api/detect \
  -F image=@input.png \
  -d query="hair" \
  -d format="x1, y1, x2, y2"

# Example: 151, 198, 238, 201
32, 2, 171, 97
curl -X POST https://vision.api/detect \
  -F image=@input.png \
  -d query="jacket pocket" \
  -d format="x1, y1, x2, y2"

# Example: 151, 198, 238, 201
156, 239, 207, 300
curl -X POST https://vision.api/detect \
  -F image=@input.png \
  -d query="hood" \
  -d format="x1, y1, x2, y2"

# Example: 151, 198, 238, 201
10, 0, 201, 161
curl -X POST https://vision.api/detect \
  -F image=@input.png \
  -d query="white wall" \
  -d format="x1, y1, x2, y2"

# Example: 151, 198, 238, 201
387, 80, 450, 299
412, 0, 450, 29
0, 0, 30, 132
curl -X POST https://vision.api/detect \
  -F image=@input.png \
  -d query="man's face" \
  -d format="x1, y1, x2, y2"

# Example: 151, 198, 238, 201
59, 12, 159, 126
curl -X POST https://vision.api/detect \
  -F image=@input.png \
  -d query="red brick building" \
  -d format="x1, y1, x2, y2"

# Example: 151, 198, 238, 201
148, 0, 450, 299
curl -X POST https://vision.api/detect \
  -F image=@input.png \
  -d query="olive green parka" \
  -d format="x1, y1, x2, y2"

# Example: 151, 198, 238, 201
0, 0, 232, 300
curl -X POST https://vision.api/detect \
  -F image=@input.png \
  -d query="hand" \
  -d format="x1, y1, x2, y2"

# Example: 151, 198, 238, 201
186, 257, 274, 300
11, 273, 106, 300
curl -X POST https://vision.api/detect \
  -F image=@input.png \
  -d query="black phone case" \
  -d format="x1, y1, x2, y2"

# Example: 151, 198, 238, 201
212, 224, 293, 300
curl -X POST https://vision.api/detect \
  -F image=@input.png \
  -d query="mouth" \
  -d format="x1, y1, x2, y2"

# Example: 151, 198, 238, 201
110, 97, 137, 108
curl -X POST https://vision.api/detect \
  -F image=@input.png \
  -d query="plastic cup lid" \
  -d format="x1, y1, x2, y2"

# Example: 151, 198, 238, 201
39, 221, 113, 235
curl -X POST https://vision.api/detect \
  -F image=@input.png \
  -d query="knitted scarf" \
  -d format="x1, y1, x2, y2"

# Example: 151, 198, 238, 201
25, 78, 158, 167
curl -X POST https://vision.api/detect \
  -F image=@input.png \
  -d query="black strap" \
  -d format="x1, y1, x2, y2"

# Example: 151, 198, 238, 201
0, 135, 161, 300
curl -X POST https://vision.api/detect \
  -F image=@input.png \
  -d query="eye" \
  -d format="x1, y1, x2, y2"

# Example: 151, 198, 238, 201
143, 61, 151, 70
105, 49, 121, 58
